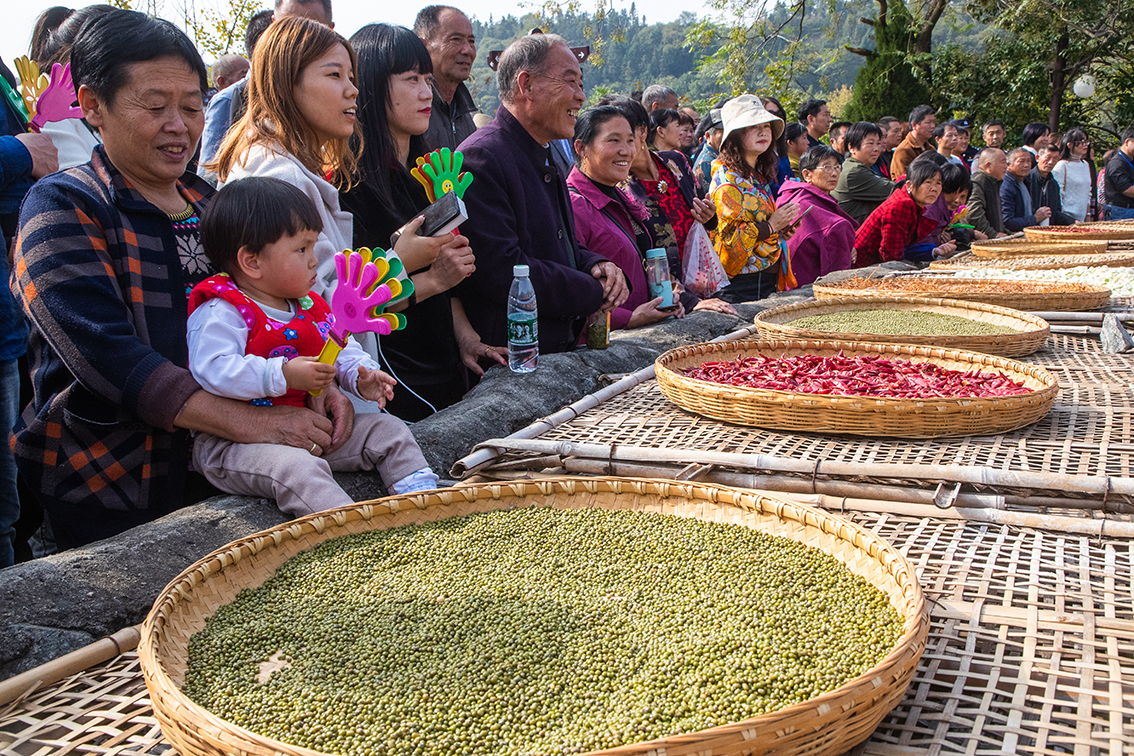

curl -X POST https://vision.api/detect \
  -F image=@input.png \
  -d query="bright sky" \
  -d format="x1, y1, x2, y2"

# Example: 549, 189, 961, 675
2, 0, 711, 65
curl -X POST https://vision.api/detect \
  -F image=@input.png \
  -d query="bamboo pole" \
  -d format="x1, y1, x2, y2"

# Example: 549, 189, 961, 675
460, 438, 1134, 513
1032, 312, 1134, 323
453, 322, 763, 477
0, 624, 141, 710
483, 463, 1134, 537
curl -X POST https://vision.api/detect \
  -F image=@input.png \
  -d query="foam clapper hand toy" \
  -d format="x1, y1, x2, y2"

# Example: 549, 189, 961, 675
311, 248, 414, 395
14, 56, 47, 123
29, 63, 82, 133
410, 148, 473, 202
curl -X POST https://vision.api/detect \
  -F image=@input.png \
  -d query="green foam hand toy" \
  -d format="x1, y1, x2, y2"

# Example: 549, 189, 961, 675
411, 148, 473, 202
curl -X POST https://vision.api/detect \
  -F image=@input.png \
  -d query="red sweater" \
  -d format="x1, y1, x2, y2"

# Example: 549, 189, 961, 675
853, 187, 939, 267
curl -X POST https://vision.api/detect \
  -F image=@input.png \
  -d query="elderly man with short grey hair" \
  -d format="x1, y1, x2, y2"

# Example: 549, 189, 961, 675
642, 84, 679, 112
415, 5, 479, 150
456, 33, 629, 355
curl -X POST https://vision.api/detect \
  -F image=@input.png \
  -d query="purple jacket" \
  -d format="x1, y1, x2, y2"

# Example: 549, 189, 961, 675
566, 168, 650, 331
457, 106, 606, 353
776, 181, 857, 287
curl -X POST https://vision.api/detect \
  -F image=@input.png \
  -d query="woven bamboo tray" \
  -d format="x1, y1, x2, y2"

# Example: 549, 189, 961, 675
930, 250, 1134, 270
970, 236, 1108, 257
1023, 223, 1134, 242
753, 296, 1050, 357
813, 278, 1111, 312
138, 479, 928, 756
655, 339, 1058, 438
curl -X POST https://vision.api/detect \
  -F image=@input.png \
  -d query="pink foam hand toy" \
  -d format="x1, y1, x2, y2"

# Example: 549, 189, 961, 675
29, 63, 82, 133
311, 249, 412, 394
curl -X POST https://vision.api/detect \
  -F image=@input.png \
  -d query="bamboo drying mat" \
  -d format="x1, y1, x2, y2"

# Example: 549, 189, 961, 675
481, 333, 1134, 510
1, 511, 1130, 755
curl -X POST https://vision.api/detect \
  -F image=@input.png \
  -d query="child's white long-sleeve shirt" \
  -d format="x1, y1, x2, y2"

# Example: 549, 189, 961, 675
187, 296, 378, 401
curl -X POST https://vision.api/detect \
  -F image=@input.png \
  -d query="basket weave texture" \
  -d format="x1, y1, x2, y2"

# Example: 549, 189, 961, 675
753, 296, 1050, 357
812, 278, 1111, 312
930, 250, 1134, 270
139, 478, 928, 756
970, 236, 1108, 257
1023, 223, 1134, 242
655, 339, 1059, 438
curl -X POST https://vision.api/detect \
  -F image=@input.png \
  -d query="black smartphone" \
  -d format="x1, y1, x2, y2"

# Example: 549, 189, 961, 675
418, 191, 468, 237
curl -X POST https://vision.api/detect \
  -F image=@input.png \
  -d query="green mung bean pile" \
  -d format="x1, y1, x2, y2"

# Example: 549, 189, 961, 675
183, 508, 903, 756
788, 309, 1021, 336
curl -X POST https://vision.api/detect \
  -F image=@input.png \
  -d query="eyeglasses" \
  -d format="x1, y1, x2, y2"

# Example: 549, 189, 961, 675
813, 164, 842, 173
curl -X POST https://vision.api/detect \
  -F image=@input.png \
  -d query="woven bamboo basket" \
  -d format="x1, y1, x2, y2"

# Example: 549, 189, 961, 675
812, 278, 1111, 312
753, 296, 1050, 357
970, 237, 1108, 257
930, 250, 1134, 270
655, 339, 1058, 438
139, 478, 929, 756
1023, 223, 1134, 242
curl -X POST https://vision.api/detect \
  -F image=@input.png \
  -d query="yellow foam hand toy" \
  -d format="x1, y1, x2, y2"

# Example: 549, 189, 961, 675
14, 56, 48, 123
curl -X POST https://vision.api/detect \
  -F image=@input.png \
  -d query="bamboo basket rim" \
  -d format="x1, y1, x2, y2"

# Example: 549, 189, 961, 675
969, 236, 1109, 257
654, 339, 1059, 438
816, 276, 1110, 295
657, 338, 1058, 407
752, 296, 1050, 356
811, 279, 1112, 312
1023, 224, 1134, 242
139, 478, 929, 756
930, 250, 1134, 270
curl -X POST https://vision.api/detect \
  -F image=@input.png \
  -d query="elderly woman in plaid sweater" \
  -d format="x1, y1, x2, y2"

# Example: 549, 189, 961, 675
11, 10, 354, 550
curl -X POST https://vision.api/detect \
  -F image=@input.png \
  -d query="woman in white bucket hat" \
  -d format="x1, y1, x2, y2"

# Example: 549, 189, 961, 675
708, 94, 802, 302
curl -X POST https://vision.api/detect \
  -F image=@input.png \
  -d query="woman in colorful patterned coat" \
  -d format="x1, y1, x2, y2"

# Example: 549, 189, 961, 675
708, 95, 801, 303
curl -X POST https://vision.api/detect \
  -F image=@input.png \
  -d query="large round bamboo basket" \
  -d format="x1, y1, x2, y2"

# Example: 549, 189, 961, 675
812, 278, 1111, 312
970, 237, 1108, 257
655, 339, 1059, 438
753, 296, 1050, 357
1023, 223, 1134, 242
930, 251, 1134, 270
139, 479, 929, 756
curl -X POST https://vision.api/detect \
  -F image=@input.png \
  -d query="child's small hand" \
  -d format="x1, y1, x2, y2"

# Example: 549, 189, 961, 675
282, 356, 335, 393
357, 366, 396, 408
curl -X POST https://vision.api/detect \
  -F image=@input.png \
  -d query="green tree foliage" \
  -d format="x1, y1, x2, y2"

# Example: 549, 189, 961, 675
949, 0, 1134, 140
182, 0, 262, 58
466, 9, 724, 115
843, 0, 931, 122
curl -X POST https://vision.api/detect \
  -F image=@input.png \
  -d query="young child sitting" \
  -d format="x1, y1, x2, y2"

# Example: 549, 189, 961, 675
187, 177, 438, 517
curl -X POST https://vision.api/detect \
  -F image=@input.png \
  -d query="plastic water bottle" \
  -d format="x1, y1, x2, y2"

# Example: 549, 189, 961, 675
644, 247, 678, 312
507, 264, 538, 372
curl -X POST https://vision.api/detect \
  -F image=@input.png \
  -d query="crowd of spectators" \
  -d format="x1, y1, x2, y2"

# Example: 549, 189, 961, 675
2, 1, 1133, 560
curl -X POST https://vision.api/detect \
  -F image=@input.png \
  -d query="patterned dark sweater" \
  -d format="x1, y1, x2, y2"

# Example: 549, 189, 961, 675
11, 146, 214, 544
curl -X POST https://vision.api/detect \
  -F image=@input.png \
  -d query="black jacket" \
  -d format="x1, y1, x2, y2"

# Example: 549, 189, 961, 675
1027, 168, 1076, 226
424, 81, 478, 152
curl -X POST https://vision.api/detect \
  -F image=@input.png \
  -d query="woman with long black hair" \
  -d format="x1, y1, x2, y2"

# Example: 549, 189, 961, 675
340, 23, 501, 421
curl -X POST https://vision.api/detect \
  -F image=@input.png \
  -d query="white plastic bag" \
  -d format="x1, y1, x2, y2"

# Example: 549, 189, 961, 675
682, 222, 728, 298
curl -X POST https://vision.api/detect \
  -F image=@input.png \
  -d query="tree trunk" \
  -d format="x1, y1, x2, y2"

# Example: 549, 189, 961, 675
1049, 29, 1069, 133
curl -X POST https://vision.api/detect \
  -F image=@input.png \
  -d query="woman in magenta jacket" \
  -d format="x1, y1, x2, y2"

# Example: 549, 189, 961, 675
776, 145, 857, 287
567, 107, 736, 330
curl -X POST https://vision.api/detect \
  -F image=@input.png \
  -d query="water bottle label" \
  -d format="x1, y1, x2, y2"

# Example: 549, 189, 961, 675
648, 280, 674, 308
507, 314, 538, 346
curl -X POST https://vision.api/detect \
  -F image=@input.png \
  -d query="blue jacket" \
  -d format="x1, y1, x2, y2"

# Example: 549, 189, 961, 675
1000, 173, 1038, 232
0, 60, 30, 361
456, 106, 608, 354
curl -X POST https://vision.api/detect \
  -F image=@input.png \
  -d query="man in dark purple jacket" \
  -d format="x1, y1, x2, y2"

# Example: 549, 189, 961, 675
457, 33, 628, 354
